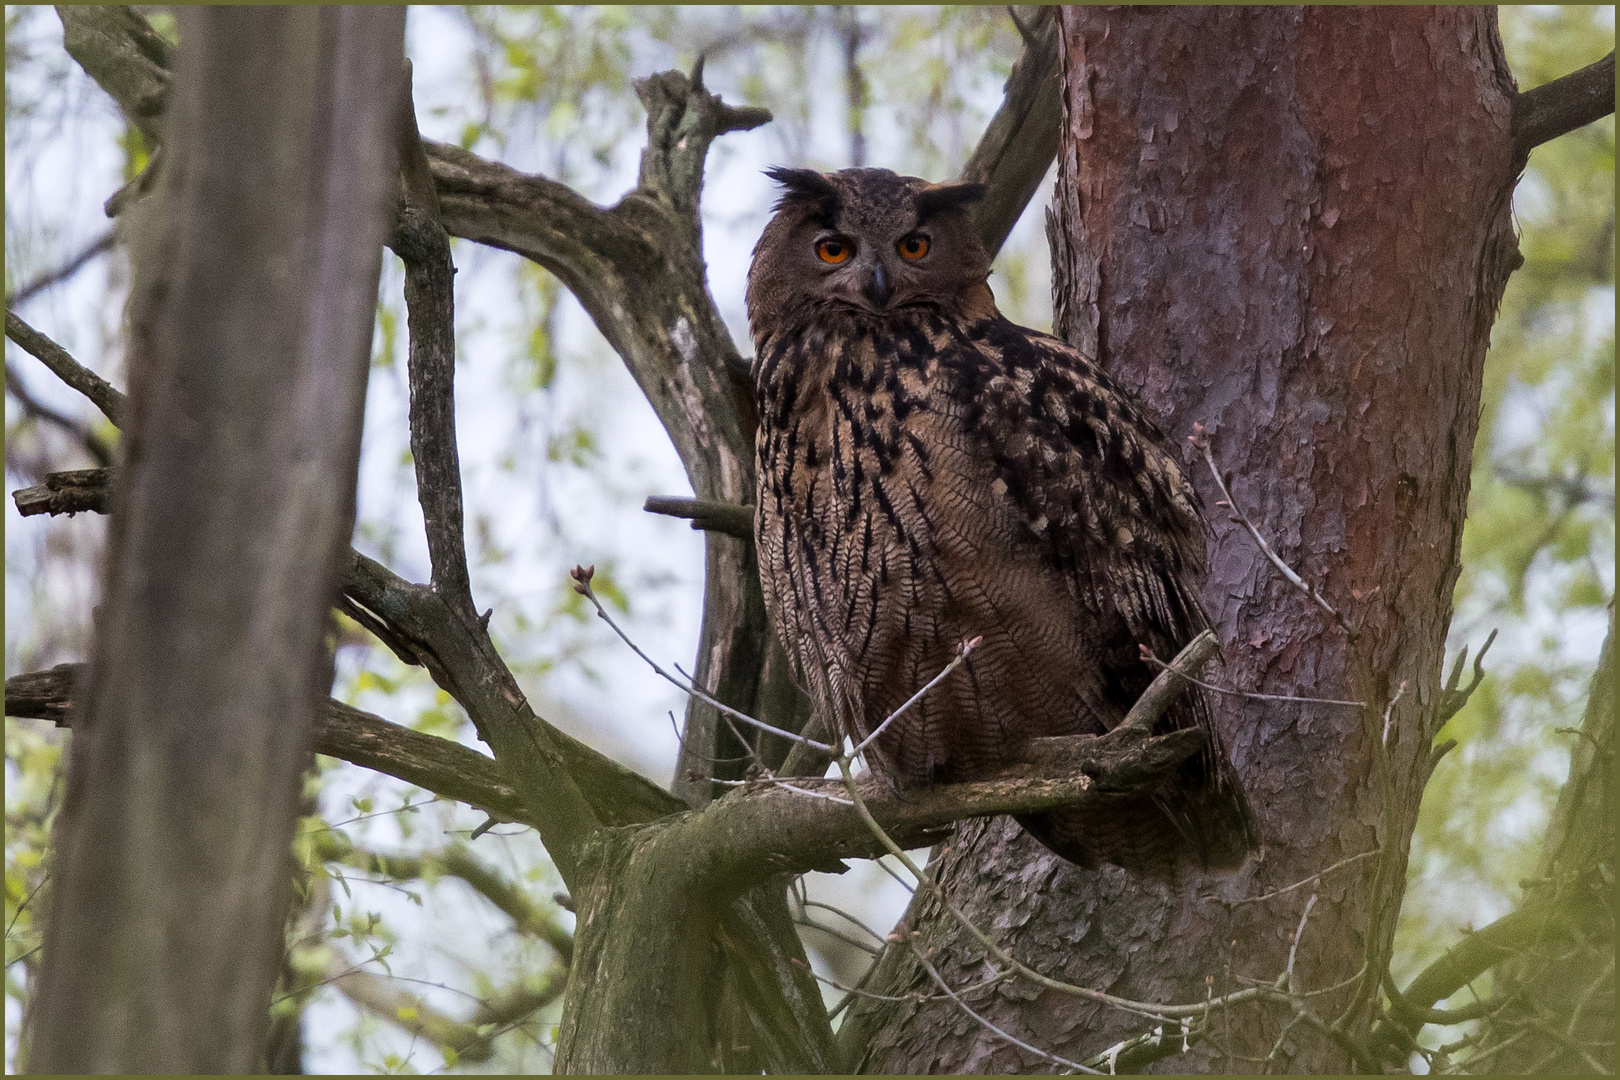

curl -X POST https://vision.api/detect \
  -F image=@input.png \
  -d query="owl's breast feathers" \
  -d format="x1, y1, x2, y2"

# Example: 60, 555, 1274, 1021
752, 307, 1254, 874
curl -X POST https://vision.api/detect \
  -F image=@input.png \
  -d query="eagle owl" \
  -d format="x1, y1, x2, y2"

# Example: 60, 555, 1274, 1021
747, 167, 1254, 876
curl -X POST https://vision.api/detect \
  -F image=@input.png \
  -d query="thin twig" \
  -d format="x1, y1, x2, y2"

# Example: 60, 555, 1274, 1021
667, 710, 753, 767
796, 898, 888, 945
1285, 893, 1318, 993
1141, 647, 1364, 708
853, 636, 980, 756
1219, 849, 1379, 906
5, 229, 116, 308
1191, 427, 1355, 638
572, 565, 836, 754
712, 774, 854, 805
1118, 631, 1221, 734
1380, 681, 1408, 748
909, 940, 1100, 1075
794, 918, 882, 956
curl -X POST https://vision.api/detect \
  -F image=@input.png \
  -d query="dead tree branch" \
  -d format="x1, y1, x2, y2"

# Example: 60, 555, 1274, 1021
643, 495, 755, 541
960, 5, 1062, 257
12, 468, 114, 516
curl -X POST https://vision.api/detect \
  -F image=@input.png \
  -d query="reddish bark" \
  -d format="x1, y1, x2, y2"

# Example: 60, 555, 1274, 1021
843, 8, 1521, 1072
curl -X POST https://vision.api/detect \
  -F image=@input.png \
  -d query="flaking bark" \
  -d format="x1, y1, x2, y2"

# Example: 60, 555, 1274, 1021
846, 8, 1525, 1073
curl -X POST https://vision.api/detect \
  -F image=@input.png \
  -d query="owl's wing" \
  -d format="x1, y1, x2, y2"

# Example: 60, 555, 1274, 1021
959, 317, 1208, 674
956, 316, 1254, 871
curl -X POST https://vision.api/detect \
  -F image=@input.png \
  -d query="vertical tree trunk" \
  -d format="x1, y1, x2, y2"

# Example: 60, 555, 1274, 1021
844, 8, 1521, 1072
26, 9, 403, 1073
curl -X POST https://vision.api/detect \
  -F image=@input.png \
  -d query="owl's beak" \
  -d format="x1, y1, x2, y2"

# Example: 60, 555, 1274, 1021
862, 262, 893, 310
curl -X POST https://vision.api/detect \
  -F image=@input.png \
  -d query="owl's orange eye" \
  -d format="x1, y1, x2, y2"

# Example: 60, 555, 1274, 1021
816, 237, 853, 264
897, 235, 930, 260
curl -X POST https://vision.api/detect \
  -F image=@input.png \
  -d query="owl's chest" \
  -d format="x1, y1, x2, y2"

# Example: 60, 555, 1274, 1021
760, 354, 974, 556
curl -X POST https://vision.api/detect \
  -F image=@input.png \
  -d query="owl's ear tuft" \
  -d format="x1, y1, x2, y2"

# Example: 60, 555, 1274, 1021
916, 181, 987, 220
766, 166, 840, 215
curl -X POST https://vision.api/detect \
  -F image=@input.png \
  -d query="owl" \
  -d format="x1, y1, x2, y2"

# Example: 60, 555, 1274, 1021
746, 166, 1254, 876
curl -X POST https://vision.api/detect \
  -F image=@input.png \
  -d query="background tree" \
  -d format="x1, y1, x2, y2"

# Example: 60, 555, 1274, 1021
22, 8, 405, 1073
6, 6, 1613, 1075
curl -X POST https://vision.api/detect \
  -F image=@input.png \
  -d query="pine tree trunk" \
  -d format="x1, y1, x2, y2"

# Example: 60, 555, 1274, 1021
841, 8, 1522, 1072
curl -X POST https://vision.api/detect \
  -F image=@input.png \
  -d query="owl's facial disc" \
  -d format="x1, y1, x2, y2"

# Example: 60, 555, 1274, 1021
748, 167, 993, 335
809, 228, 900, 313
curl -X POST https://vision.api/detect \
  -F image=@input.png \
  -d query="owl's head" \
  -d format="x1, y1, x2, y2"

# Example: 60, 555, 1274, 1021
746, 167, 991, 337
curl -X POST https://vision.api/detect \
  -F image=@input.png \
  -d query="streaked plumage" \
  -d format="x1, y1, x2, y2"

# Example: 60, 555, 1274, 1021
747, 167, 1253, 875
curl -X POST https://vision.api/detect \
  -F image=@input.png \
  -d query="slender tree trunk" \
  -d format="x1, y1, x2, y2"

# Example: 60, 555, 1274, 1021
26, 9, 403, 1073
843, 8, 1521, 1072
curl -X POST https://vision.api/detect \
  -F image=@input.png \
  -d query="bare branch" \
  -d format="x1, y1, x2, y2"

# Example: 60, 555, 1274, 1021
853, 636, 980, 756
4, 311, 126, 425
643, 495, 755, 541
909, 940, 1100, 1074
4, 366, 113, 467
572, 565, 837, 754
960, 6, 1062, 258
340, 549, 678, 854
5, 229, 116, 308
1380, 970, 1499, 1026
1284, 893, 1319, 993
423, 101, 757, 508
390, 61, 477, 622
687, 723, 1202, 890
1513, 51, 1615, 160
6, 662, 683, 836
1437, 628, 1497, 725
56, 6, 172, 143
1218, 848, 1379, 907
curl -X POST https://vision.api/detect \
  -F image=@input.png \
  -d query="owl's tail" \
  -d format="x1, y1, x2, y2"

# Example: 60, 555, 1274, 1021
1014, 697, 1256, 878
